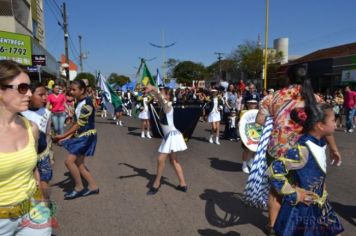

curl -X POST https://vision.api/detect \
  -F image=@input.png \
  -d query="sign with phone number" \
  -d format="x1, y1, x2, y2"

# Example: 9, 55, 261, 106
0, 31, 32, 66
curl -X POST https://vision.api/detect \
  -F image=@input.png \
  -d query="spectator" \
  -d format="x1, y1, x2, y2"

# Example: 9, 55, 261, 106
47, 84, 67, 135
343, 85, 356, 133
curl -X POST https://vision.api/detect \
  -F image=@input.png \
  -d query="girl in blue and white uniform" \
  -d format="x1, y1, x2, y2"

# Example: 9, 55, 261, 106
269, 103, 344, 236
53, 80, 99, 200
145, 85, 188, 195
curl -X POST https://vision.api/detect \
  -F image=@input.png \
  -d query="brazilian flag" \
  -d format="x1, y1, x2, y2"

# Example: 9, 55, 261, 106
141, 63, 156, 86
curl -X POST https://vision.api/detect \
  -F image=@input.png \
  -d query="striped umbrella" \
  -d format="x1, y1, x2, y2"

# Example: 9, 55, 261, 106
242, 116, 273, 209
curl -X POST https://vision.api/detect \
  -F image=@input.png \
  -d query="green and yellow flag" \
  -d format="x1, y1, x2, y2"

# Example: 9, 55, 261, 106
141, 63, 156, 86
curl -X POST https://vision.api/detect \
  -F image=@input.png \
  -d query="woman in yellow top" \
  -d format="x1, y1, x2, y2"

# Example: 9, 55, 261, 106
0, 60, 51, 235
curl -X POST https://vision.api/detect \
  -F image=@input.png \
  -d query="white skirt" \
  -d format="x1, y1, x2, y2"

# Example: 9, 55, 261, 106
158, 130, 187, 154
208, 111, 221, 123
138, 110, 150, 120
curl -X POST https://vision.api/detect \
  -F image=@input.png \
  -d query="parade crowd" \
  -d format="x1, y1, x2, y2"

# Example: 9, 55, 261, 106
2, 59, 356, 235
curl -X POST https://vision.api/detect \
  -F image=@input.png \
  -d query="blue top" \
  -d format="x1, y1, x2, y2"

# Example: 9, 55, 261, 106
75, 97, 96, 135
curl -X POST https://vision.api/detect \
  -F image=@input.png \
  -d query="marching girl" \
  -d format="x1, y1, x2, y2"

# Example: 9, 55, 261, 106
114, 91, 124, 126
21, 82, 53, 199
269, 103, 344, 235
206, 89, 224, 145
144, 85, 188, 195
137, 90, 153, 138
124, 90, 133, 117
53, 80, 99, 200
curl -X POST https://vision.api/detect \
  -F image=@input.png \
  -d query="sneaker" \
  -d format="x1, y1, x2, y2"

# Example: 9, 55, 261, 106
209, 136, 214, 144
146, 132, 152, 139
141, 132, 145, 138
242, 162, 249, 174
348, 129, 354, 133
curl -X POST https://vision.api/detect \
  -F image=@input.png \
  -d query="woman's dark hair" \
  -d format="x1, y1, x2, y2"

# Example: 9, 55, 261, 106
29, 81, 45, 93
291, 103, 333, 133
0, 60, 25, 86
71, 79, 87, 93
287, 65, 316, 108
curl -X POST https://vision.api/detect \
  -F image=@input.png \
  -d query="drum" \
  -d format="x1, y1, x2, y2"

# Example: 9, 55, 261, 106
239, 109, 263, 152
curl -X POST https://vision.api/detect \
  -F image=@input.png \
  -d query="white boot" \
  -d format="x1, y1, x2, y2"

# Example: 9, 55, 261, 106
215, 136, 220, 145
119, 121, 123, 126
141, 131, 145, 138
242, 161, 249, 174
146, 131, 152, 139
103, 110, 107, 118
128, 110, 132, 117
209, 135, 214, 143
116, 121, 119, 126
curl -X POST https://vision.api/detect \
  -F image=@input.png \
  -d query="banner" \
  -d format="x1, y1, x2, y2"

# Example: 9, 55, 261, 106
341, 70, 356, 82
0, 31, 32, 65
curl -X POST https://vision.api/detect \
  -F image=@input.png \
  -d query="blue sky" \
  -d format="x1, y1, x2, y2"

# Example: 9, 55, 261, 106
44, 0, 356, 78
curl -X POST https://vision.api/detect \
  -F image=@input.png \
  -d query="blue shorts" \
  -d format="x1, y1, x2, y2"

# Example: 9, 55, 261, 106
37, 155, 53, 182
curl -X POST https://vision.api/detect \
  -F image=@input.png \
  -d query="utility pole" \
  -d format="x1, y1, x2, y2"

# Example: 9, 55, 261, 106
263, 0, 269, 90
79, 35, 83, 72
214, 52, 224, 82
62, 2, 70, 86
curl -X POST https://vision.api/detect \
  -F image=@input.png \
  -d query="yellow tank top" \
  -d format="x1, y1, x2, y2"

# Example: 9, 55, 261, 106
0, 116, 37, 206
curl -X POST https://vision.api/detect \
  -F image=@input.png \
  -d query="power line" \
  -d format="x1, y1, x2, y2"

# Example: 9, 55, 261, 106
44, 0, 62, 27
50, 0, 62, 15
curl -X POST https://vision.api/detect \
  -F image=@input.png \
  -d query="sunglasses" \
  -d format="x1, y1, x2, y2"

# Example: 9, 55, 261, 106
1, 83, 31, 94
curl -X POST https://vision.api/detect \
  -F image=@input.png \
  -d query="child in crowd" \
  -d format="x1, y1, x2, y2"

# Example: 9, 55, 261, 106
269, 103, 344, 236
21, 82, 53, 198
224, 110, 240, 141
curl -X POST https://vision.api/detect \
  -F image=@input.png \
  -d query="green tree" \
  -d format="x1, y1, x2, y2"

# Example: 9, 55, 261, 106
229, 40, 283, 81
206, 59, 240, 80
74, 72, 96, 88
173, 61, 207, 85
166, 58, 180, 78
107, 73, 130, 87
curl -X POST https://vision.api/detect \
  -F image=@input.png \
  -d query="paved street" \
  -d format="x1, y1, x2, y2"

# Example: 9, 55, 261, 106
51, 115, 356, 236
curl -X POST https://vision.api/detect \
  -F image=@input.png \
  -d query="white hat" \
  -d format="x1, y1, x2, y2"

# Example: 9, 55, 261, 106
247, 99, 258, 103
268, 88, 274, 93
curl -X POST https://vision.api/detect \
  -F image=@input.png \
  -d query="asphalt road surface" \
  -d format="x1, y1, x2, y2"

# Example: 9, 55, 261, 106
50, 115, 356, 236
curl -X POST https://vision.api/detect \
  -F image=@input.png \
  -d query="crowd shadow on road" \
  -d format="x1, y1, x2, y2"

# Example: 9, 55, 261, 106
199, 189, 267, 233
331, 201, 356, 226
117, 163, 176, 190
208, 157, 242, 172
197, 229, 240, 236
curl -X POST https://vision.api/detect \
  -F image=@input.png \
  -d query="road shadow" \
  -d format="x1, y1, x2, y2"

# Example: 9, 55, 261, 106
200, 189, 267, 232
51, 172, 88, 194
208, 157, 242, 172
127, 126, 139, 132
190, 136, 209, 143
118, 163, 176, 189
197, 229, 240, 236
95, 120, 116, 125
331, 201, 356, 226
